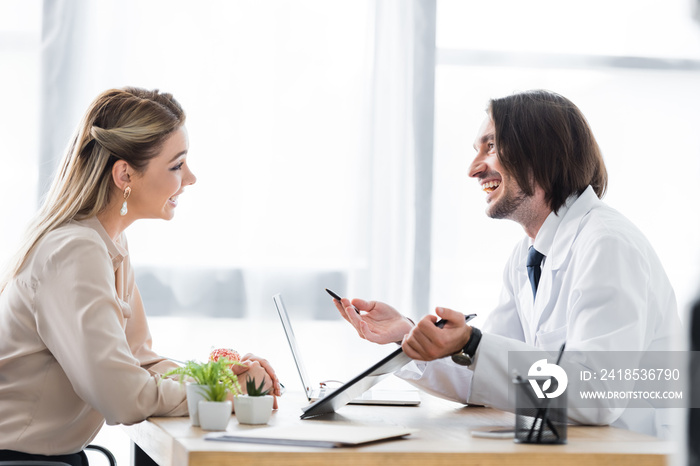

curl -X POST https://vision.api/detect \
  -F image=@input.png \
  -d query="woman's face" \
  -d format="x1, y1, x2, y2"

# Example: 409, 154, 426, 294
128, 126, 196, 221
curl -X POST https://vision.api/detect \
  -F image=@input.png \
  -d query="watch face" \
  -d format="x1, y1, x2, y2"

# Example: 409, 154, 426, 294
451, 352, 473, 366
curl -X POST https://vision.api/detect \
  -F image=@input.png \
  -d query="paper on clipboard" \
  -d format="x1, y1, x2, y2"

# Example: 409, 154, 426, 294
205, 424, 417, 448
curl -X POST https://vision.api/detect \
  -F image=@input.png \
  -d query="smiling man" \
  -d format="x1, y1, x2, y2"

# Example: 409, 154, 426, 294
334, 90, 681, 436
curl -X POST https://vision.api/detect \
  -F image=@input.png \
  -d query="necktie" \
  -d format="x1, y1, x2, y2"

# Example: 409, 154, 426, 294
527, 246, 545, 300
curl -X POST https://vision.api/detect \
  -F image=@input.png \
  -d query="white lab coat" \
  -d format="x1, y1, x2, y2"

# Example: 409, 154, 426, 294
396, 186, 682, 436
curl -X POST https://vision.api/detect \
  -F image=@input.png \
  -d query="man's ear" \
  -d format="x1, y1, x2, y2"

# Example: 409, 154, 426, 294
111, 160, 132, 191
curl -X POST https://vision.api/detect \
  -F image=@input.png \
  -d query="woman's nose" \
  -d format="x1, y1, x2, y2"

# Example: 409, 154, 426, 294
186, 167, 197, 186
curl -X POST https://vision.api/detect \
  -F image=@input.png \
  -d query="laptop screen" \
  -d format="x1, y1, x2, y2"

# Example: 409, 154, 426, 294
273, 293, 315, 396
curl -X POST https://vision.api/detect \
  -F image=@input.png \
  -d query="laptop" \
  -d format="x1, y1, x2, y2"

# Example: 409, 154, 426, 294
273, 293, 421, 411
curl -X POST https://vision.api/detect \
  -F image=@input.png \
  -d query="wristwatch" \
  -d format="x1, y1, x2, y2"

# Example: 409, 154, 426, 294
451, 327, 482, 366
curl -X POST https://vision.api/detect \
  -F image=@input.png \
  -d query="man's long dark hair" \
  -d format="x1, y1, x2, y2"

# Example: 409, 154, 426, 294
489, 90, 608, 214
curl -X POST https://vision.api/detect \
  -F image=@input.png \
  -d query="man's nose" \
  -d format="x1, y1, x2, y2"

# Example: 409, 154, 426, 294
468, 152, 487, 179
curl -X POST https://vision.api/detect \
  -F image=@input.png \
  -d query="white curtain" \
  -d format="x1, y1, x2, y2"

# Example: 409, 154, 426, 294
39, 0, 91, 196
360, 0, 436, 315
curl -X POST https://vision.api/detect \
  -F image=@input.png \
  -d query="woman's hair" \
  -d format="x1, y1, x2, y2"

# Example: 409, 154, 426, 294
0, 87, 185, 291
489, 89, 608, 214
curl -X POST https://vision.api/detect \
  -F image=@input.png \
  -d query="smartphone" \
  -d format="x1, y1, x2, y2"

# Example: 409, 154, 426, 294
470, 428, 515, 439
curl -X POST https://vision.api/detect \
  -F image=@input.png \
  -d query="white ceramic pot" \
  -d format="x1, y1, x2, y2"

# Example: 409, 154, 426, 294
185, 383, 207, 427
233, 395, 274, 425
198, 400, 232, 431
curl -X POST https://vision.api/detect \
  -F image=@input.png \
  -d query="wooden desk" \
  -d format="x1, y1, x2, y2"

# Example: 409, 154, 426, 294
123, 392, 674, 466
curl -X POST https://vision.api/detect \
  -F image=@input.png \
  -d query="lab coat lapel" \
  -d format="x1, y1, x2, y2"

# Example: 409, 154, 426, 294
534, 187, 600, 332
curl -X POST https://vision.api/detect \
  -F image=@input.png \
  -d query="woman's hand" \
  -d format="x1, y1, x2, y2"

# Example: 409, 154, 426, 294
234, 353, 281, 409
333, 297, 414, 345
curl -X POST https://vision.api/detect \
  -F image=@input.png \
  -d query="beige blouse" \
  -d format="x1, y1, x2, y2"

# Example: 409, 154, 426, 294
0, 217, 187, 455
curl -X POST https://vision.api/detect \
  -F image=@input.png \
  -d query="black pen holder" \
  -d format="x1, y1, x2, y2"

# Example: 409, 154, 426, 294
513, 378, 567, 444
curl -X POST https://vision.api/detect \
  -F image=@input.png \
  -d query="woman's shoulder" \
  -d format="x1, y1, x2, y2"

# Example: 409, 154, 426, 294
14, 221, 111, 283
33, 220, 109, 264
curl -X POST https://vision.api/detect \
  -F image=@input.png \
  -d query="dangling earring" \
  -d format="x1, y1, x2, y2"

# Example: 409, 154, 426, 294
120, 186, 131, 216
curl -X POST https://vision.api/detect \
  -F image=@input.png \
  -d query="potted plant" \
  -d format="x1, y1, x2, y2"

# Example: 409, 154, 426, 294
164, 357, 242, 429
233, 376, 274, 425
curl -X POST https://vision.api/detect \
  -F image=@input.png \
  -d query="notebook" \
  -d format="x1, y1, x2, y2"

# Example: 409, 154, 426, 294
206, 424, 417, 448
272, 293, 421, 410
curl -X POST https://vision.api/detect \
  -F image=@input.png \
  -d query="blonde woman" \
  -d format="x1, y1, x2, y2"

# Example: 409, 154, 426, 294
0, 88, 280, 464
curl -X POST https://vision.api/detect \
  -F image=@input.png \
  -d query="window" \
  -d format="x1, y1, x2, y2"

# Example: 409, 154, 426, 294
431, 0, 700, 319
0, 1, 41, 261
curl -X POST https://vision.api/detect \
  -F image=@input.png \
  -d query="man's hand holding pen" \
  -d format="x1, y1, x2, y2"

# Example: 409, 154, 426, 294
402, 307, 473, 361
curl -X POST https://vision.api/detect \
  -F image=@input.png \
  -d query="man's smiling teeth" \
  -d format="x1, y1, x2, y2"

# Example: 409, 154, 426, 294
482, 180, 501, 193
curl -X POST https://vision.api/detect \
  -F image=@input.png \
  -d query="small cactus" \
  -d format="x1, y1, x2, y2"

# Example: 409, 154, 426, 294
246, 376, 271, 397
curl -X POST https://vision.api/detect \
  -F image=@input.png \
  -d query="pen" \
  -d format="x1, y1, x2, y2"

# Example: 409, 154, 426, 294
325, 288, 361, 315
535, 342, 566, 442
435, 314, 477, 328
555, 342, 566, 365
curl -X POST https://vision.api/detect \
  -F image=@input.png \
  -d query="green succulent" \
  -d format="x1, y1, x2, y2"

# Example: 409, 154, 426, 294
164, 357, 243, 402
245, 376, 272, 397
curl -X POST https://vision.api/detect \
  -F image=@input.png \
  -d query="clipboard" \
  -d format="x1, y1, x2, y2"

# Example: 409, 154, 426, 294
300, 346, 412, 419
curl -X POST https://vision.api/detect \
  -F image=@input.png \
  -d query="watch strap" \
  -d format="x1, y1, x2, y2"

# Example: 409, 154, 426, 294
462, 326, 482, 357
450, 326, 482, 366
